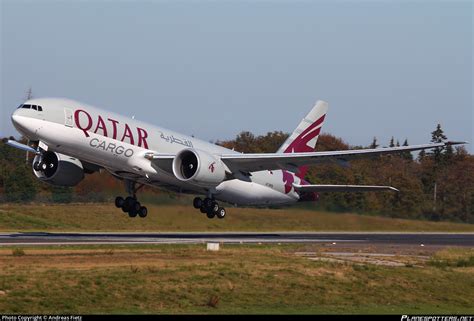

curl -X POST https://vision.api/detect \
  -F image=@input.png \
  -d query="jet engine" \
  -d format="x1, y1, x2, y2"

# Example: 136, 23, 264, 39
32, 151, 85, 187
172, 149, 226, 187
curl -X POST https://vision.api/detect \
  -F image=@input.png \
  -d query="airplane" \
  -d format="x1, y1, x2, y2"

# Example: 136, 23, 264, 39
5, 98, 465, 219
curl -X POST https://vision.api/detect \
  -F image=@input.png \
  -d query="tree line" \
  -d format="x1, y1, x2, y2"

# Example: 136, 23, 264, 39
0, 124, 472, 222
216, 125, 473, 223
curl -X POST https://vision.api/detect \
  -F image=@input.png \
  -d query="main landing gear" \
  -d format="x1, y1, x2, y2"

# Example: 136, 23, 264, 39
193, 197, 226, 219
115, 196, 148, 218
115, 180, 148, 218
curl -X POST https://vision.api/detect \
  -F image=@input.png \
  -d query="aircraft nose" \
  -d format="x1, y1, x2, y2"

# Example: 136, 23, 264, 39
11, 110, 22, 128
11, 109, 36, 138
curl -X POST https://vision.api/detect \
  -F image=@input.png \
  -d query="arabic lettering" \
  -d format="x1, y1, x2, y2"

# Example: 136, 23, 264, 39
159, 131, 194, 148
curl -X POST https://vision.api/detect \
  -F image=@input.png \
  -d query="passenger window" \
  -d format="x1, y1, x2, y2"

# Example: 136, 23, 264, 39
32, 105, 38, 110
38, 106, 43, 111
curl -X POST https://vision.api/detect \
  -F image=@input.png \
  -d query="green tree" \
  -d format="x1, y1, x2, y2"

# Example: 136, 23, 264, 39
224, 131, 258, 153
418, 149, 426, 162
4, 166, 37, 202
444, 143, 454, 164
401, 139, 413, 161
430, 124, 447, 164
370, 137, 379, 149
256, 131, 289, 153
389, 137, 395, 148
50, 185, 73, 203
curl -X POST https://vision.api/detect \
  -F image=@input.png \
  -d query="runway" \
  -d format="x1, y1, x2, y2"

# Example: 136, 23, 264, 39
0, 232, 473, 246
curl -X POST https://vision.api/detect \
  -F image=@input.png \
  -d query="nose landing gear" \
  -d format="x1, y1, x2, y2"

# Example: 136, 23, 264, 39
193, 197, 226, 219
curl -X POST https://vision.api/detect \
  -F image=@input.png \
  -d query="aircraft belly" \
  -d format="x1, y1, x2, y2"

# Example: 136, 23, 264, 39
215, 180, 295, 206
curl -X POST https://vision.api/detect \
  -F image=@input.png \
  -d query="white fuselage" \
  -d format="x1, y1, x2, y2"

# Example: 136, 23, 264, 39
11, 98, 307, 206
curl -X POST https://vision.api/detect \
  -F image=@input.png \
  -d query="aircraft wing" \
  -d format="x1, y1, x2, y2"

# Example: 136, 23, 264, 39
219, 141, 466, 174
292, 183, 399, 193
144, 152, 175, 174
4, 139, 40, 155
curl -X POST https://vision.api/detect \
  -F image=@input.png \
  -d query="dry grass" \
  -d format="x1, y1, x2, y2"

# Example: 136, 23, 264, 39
429, 248, 474, 268
11, 248, 25, 256
0, 203, 473, 232
0, 244, 473, 314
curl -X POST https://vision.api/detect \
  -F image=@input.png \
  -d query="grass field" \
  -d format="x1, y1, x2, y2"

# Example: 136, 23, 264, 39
0, 244, 473, 314
0, 203, 473, 232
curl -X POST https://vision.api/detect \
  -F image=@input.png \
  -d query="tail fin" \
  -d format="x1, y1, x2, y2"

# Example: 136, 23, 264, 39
277, 100, 328, 180
277, 100, 328, 154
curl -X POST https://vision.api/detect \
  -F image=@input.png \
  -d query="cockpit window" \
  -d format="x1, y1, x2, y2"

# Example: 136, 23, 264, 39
18, 104, 42, 111
17, 104, 23, 109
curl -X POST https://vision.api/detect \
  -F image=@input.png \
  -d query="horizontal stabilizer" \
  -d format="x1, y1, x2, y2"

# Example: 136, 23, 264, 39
293, 183, 399, 193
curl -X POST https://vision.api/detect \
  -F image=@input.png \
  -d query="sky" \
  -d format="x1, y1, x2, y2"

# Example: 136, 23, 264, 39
1, 0, 472, 152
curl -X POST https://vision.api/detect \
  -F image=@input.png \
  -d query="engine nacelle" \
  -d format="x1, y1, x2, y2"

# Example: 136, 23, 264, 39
32, 152, 85, 187
172, 149, 226, 188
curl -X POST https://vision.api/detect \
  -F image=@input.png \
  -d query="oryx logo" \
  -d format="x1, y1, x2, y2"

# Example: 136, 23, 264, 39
283, 113, 325, 180
208, 162, 216, 173
284, 114, 325, 154
282, 170, 294, 194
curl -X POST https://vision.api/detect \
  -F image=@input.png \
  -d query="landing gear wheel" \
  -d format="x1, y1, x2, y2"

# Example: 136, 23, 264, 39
193, 197, 203, 209
216, 207, 226, 219
138, 206, 148, 218
133, 201, 141, 213
206, 211, 216, 219
200, 206, 207, 214
116, 180, 149, 218
115, 196, 125, 208
211, 202, 219, 214
123, 196, 135, 212
203, 198, 213, 210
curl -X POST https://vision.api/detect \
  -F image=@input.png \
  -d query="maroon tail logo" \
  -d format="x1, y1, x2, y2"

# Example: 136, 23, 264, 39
208, 162, 216, 173
284, 114, 325, 154
281, 114, 325, 193
283, 114, 325, 181
282, 170, 294, 194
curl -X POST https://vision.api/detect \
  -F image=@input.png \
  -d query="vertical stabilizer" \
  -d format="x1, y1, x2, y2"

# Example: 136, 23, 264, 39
277, 100, 328, 179
278, 100, 328, 154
